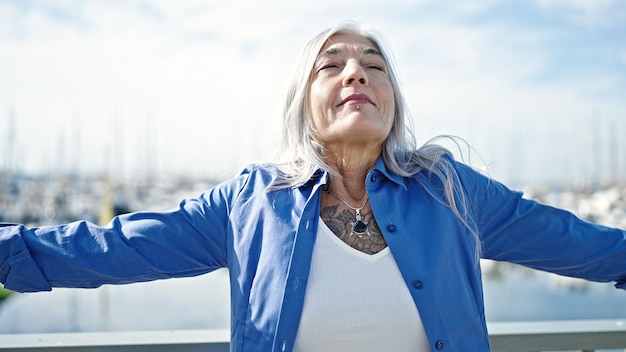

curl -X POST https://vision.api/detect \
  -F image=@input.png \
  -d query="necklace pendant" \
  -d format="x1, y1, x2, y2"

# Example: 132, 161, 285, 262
327, 189, 371, 238
351, 209, 370, 237
351, 220, 369, 237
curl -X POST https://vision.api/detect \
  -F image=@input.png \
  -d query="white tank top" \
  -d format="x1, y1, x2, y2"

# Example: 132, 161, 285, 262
293, 219, 431, 352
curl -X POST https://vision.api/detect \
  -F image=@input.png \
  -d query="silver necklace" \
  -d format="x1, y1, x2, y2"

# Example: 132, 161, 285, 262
328, 190, 370, 237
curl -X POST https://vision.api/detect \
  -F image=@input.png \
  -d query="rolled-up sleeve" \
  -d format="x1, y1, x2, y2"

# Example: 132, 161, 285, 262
1, 224, 53, 292
0, 173, 247, 292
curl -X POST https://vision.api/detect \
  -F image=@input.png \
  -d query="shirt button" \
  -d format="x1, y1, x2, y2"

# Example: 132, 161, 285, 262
387, 224, 396, 232
370, 174, 378, 183
413, 280, 424, 289
435, 340, 445, 350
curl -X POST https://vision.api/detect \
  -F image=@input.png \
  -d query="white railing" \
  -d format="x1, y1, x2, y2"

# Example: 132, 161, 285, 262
0, 329, 230, 352
489, 319, 626, 352
0, 319, 624, 351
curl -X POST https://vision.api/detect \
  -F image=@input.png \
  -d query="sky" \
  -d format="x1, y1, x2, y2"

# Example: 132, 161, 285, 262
1, 0, 626, 187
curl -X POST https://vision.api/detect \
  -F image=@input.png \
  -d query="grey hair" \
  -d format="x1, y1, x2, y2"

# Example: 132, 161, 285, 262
276, 21, 413, 183
271, 22, 480, 254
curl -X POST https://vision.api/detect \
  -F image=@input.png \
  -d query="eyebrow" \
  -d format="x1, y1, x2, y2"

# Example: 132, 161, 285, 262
315, 46, 384, 63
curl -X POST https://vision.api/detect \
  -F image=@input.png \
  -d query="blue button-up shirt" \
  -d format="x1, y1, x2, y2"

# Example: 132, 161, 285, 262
1, 157, 625, 351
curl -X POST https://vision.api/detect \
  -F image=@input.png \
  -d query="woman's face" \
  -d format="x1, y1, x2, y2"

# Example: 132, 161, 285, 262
308, 33, 395, 150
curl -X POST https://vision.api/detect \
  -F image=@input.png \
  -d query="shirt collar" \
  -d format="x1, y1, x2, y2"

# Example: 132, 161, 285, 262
371, 156, 409, 190
295, 157, 408, 190
295, 168, 329, 190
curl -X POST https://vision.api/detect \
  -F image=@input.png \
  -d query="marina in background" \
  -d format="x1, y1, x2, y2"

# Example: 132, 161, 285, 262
0, 171, 625, 333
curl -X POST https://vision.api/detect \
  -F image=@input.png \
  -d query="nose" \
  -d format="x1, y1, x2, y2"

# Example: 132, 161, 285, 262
342, 60, 368, 86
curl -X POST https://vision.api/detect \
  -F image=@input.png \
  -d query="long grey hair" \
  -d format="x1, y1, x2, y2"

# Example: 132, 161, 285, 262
273, 22, 480, 250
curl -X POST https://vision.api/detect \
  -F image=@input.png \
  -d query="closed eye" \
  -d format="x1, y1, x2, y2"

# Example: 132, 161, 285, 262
318, 63, 340, 71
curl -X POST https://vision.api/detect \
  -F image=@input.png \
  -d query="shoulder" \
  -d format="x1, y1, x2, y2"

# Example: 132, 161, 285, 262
406, 151, 507, 200
201, 163, 283, 201
406, 136, 491, 185
238, 163, 287, 185
444, 157, 527, 213
218, 163, 293, 198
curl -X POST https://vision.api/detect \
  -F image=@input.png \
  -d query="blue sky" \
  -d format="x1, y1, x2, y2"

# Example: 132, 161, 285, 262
1, 0, 625, 186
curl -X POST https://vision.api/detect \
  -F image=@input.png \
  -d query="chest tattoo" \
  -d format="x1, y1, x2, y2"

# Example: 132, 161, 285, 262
320, 204, 388, 255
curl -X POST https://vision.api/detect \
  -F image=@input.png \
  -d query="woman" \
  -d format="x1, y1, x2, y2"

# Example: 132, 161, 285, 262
1, 22, 625, 352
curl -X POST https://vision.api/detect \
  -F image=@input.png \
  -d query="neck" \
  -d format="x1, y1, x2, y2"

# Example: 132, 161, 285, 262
324, 150, 379, 202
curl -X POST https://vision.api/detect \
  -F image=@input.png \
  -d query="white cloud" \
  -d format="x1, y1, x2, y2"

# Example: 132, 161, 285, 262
1, 0, 625, 184
535, 0, 626, 27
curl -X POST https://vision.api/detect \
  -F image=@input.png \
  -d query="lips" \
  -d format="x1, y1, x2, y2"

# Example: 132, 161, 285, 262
338, 93, 374, 107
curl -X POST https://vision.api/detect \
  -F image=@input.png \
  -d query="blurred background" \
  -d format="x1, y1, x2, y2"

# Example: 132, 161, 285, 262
1, 0, 625, 334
